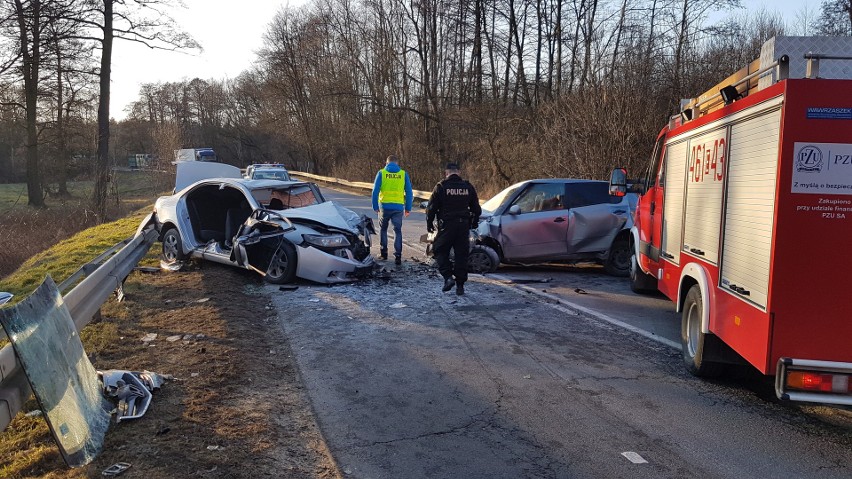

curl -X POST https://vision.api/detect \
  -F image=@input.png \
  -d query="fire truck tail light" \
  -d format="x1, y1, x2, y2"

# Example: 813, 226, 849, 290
786, 371, 851, 393
776, 358, 852, 405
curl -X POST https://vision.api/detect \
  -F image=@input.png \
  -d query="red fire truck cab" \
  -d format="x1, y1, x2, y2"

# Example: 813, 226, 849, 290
611, 36, 852, 406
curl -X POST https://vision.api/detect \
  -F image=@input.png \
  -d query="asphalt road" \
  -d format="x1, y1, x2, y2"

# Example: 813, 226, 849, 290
324, 186, 681, 346
268, 186, 852, 479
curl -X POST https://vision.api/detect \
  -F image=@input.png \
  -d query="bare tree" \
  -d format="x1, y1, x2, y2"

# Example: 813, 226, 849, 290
44, 11, 93, 197
73, 0, 198, 222
814, 0, 852, 35
6, 0, 46, 207
1, 0, 99, 206
792, 5, 818, 35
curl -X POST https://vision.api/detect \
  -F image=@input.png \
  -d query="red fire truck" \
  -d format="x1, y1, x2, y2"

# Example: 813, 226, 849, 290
610, 36, 852, 406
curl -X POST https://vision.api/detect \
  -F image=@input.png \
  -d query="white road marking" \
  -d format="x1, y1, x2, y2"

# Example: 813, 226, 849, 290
487, 274, 680, 350
621, 451, 648, 464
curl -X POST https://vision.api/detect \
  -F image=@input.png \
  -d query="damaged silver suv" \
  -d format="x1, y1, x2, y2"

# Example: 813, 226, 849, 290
466, 179, 637, 276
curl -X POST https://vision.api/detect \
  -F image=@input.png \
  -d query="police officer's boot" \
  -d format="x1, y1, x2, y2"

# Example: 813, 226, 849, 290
442, 277, 456, 292
456, 283, 465, 296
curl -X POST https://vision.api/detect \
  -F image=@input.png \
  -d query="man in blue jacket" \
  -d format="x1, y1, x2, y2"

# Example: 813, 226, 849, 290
372, 155, 413, 265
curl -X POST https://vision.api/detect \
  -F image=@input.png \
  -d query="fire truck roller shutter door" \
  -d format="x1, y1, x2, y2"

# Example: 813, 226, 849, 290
719, 107, 782, 309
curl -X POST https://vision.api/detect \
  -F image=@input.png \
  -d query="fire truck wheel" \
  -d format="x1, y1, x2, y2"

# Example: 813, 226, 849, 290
681, 285, 724, 377
629, 253, 657, 294
603, 236, 631, 277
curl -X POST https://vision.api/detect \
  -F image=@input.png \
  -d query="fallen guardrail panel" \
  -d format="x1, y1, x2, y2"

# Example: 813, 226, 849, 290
0, 276, 112, 467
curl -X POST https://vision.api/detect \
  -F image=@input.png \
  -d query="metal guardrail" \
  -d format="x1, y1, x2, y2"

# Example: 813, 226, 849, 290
291, 171, 433, 201
291, 171, 489, 207
0, 223, 159, 432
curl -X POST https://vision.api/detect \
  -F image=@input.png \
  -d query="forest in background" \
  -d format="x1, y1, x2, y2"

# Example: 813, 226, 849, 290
2, 0, 852, 202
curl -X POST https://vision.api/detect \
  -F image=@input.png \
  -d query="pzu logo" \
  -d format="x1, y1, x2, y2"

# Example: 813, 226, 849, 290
796, 145, 823, 173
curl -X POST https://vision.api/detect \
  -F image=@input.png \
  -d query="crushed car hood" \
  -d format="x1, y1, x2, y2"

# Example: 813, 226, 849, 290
279, 201, 363, 233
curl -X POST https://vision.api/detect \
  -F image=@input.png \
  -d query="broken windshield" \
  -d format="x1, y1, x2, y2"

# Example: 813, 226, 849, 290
252, 184, 324, 210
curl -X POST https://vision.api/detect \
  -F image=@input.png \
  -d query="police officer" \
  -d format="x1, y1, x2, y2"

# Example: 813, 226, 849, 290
372, 154, 413, 265
427, 163, 481, 295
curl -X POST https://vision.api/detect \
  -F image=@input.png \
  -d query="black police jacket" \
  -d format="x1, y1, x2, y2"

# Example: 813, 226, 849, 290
427, 174, 482, 227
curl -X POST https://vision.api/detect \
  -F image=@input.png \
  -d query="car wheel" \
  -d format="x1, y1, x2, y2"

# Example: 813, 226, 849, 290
468, 245, 500, 273
603, 236, 630, 277
162, 228, 187, 264
629, 253, 658, 294
265, 241, 297, 284
681, 285, 724, 377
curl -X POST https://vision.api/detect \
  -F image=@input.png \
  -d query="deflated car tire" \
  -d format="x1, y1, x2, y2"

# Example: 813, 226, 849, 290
265, 241, 297, 284
468, 245, 500, 274
161, 228, 188, 264
603, 236, 631, 277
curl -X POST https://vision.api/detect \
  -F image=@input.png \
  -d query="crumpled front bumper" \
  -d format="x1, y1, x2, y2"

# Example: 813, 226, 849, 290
295, 245, 376, 283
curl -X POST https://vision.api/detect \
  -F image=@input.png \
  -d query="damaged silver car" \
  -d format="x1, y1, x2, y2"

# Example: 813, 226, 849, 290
153, 162, 375, 284
464, 179, 637, 275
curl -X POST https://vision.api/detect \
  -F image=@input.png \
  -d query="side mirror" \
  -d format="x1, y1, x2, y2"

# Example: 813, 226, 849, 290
508, 205, 521, 215
419, 201, 429, 209
609, 168, 628, 197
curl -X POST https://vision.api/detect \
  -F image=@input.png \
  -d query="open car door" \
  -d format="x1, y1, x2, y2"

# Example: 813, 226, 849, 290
231, 209, 294, 276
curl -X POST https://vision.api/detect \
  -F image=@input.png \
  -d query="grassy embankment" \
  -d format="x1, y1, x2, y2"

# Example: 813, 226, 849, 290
0, 170, 171, 280
0, 171, 167, 477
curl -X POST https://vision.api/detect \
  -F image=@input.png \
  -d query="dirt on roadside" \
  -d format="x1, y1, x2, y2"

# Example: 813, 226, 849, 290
3, 260, 341, 479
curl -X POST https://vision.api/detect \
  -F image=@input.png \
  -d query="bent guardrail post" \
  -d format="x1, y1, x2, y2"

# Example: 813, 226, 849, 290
0, 223, 158, 432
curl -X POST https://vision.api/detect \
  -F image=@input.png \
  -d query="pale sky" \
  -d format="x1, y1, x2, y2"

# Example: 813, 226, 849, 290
111, 0, 297, 119
109, 0, 823, 121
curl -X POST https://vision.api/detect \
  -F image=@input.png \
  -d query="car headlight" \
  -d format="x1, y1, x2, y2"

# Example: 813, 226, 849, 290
302, 234, 351, 248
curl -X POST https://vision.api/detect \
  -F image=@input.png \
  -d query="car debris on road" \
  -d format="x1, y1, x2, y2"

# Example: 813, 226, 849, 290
101, 461, 132, 477
99, 370, 170, 423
